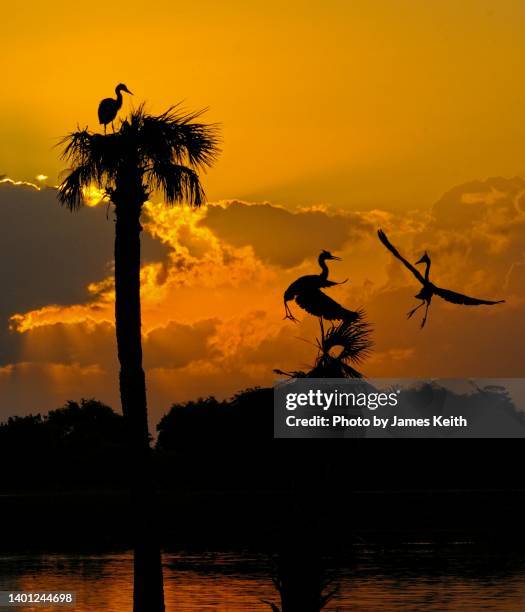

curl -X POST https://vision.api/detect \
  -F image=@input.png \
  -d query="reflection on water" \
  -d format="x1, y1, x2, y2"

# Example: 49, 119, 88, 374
1, 545, 525, 611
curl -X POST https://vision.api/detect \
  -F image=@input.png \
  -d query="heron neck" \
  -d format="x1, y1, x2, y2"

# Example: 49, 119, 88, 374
424, 261, 430, 281
319, 257, 329, 279
115, 89, 123, 109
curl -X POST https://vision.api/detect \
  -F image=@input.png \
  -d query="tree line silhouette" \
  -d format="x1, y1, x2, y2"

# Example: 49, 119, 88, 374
3, 385, 525, 611
2, 383, 522, 494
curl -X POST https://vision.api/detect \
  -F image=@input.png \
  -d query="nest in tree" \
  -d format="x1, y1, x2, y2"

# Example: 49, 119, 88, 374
275, 311, 374, 379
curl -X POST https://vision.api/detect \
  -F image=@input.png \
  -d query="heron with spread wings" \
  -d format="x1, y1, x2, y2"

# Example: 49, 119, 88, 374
283, 250, 359, 323
377, 229, 504, 328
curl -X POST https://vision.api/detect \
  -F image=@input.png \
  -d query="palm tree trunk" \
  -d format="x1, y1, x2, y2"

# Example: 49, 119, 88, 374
113, 181, 165, 612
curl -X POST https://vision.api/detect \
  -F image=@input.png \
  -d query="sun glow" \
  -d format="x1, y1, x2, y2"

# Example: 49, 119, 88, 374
82, 185, 108, 207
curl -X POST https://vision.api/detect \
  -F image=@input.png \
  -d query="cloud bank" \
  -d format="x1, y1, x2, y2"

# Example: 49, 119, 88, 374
0, 177, 522, 424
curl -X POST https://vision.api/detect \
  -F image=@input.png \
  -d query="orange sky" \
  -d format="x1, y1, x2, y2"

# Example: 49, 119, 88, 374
1, 1, 525, 423
3, 1, 525, 208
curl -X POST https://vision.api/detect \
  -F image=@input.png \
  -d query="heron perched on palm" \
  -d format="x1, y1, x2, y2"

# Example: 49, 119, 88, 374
98, 83, 133, 134
377, 229, 505, 328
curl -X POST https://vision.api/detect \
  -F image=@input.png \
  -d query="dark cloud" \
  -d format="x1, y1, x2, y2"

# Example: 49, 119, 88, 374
0, 183, 168, 363
201, 201, 372, 267
361, 284, 523, 378
371, 177, 525, 303
431, 176, 525, 230
416, 177, 525, 297
17, 321, 116, 368
144, 319, 219, 369
11, 317, 220, 372
2, 177, 524, 420
240, 324, 314, 369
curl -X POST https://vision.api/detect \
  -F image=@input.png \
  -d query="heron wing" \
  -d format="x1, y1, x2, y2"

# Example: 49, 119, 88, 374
98, 98, 116, 124
296, 289, 359, 322
377, 229, 425, 284
434, 285, 505, 306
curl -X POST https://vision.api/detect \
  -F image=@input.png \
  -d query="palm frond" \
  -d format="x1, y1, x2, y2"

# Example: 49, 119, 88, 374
60, 130, 105, 174
139, 105, 221, 169
58, 129, 122, 210
277, 316, 374, 379
59, 128, 92, 161
58, 164, 99, 211
320, 314, 373, 365
148, 161, 205, 206
273, 368, 308, 378
58, 105, 220, 211
308, 316, 373, 378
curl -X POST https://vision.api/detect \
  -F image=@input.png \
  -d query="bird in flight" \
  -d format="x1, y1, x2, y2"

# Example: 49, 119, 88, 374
377, 229, 504, 328
98, 83, 133, 134
283, 250, 359, 323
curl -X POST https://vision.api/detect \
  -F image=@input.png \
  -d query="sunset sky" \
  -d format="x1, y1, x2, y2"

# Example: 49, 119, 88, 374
1, 1, 525, 424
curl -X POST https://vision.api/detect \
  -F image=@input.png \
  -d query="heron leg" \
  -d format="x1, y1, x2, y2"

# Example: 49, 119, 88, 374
407, 301, 425, 319
103, 124, 107, 136
319, 317, 325, 342
420, 302, 431, 328
111, 121, 115, 133
283, 301, 299, 322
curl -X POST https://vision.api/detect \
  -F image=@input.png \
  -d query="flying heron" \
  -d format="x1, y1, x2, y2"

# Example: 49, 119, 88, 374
283, 250, 359, 323
377, 229, 505, 328
98, 83, 133, 134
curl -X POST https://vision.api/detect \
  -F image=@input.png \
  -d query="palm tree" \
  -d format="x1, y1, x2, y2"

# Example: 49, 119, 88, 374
271, 318, 372, 611
58, 105, 220, 612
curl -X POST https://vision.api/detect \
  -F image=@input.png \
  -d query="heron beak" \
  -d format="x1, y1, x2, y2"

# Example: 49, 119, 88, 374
125, 87, 133, 95
330, 255, 342, 261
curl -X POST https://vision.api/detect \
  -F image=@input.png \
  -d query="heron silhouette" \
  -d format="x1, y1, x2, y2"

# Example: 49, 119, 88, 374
283, 250, 359, 323
98, 83, 133, 134
377, 229, 505, 328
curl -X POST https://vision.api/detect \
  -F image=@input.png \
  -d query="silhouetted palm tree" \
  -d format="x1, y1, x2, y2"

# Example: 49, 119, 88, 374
58, 105, 220, 612
272, 318, 372, 611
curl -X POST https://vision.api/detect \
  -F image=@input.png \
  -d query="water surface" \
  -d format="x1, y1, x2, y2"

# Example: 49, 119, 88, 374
1, 545, 524, 610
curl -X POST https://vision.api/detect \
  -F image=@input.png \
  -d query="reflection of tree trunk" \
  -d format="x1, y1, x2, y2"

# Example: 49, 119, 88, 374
270, 449, 335, 612
114, 175, 165, 612
274, 545, 327, 611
